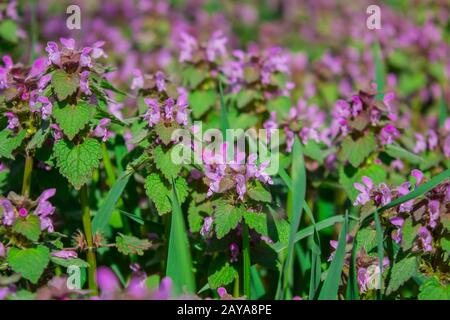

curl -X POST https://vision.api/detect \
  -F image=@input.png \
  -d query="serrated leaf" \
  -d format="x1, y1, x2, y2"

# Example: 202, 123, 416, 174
154, 122, 179, 145
7, 246, 50, 284
154, 145, 181, 181
401, 218, 419, 251
0, 129, 26, 160
12, 215, 41, 242
355, 227, 377, 253
144, 173, 171, 215
53, 138, 102, 190
26, 123, 50, 151
50, 256, 89, 268
243, 211, 268, 237
247, 182, 272, 203
385, 256, 418, 295
182, 66, 207, 88
51, 70, 80, 101
53, 101, 93, 140
419, 277, 449, 300
174, 177, 189, 204
340, 133, 376, 167
214, 202, 244, 239
208, 257, 238, 289
189, 90, 217, 118
236, 90, 256, 109
115, 233, 152, 256
188, 201, 203, 233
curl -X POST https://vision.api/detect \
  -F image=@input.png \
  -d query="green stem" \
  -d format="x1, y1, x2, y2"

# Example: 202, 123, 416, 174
233, 274, 240, 298
80, 185, 98, 296
242, 222, 251, 299
101, 142, 116, 186
21, 154, 33, 197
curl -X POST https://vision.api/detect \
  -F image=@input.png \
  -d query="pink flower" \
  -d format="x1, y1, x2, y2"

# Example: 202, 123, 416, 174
51, 124, 63, 141
45, 42, 61, 66
229, 243, 239, 263
28, 57, 47, 79
4, 112, 19, 130
200, 216, 213, 237
143, 98, 161, 127
390, 216, 404, 244
418, 227, 432, 252
206, 31, 228, 62
354, 176, 373, 206
51, 250, 78, 259
131, 69, 144, 90
80, 47, 93, 68
0, 198, 15, 226
155, 71, 165, 92
178, 32, 197, 63
37, 96, 53, 119
34, 189, 56, 232
411, 169, 424, 186
80, 70, 92, 95
94, 118, 113, 142
428, 200, 440, 229
379, 124, 400, 145
96, 267, 120, 297
413, 133, 427, 154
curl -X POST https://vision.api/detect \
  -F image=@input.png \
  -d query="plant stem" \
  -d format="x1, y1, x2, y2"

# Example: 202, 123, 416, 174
233, 274, 240, 298
80, 185, 98, 296
101, 142, 116, 186
21, 154, 33, 197
242, 222, 251, 299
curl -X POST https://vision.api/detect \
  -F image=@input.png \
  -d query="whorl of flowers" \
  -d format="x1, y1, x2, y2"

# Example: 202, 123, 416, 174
0, 189, 56, 233
414, 118, 450, 158
202, 143, 273, 200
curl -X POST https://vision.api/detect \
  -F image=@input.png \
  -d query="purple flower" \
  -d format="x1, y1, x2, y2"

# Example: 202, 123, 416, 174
0, 198, 15, 226
91, 41, 108, 59
34, 188, 56, 232
28, 57, 47, 79
427, 130, 438, 150
357, 267, 369, 293
206, 31, 228, 62
379, 124, 400, 145
152, 277, 172, 300
178, 32, 197, 63
96, 266, 120, 296
38, 74, 52, 92
217, 287, 228, 298
130, 69, 144, 90
0, 242, 5, 258
235, 174, 247, 200
417, 227, 432, 252
155, 71, 166, 92
390, 216, 404, 244
51, 250, 78, 259
51, 124, 63, 141
229, 243, 239, 263
94, 118, 113, 142
143, 98, 161, 127
383, 92, 397, 121
354, 176, 373, 206
428, 200, 440, 229
397, 182, 413, 212
4, 112, 19, 130
80, 70, 92, 95
37, 96, 53, 120
60, 38, 75, 50
80, 47, 93, 68
18, 207, 28, 217
200, 216, 213, 237
411, 169, 424, 186
413, 133, 427, 154
45, 42, 61, 66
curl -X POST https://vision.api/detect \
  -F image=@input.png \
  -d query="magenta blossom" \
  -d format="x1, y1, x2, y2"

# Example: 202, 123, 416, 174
51, 250, 78, 259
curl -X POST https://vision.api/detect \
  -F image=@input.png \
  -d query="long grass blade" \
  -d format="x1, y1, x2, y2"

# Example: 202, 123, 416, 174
318, 212, 348, 300
166, 179, 196, 295
372, 41, 385, 98
374, 209, 384, 300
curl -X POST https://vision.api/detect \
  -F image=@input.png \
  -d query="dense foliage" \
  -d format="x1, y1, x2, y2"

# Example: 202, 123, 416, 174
0, 0, 449, 300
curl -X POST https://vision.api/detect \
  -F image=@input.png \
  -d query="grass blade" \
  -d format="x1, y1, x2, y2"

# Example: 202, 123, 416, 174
318, 212, 348, 300
439, 90, 447, 128
279, 137, 306, 299
374, 209, 384, 299
345, 235, 359, 300
166, 179, 196, 295
218, 80, 229, 137
92, 172, 131, 234
372, 41, 385, 98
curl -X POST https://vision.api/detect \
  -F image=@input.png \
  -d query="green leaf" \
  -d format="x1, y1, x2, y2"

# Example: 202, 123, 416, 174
267, 96, 291, 118
53, 101, 93, 140
0, 20, 18, 43
166, 179, 195, 295
214, 202, 244, 239
418, 277, 449, 300
208, 257, 238, 289
303, 141, 329, 163
372, 41, 385, 96
189, 90, 217, 118
92, 171, 132, 233
182, 66, 207, 88
154, 122, 179, 145
243, 211, 268, 237
50, 256, 89, 268
355, 227, 377, 253
188, 202, 203, 233
0, 129, 26, 160
401, 218, 419, 251
247, 182, 272, 203
53, 138, 102, 190
115, 233, 152, 256
385, 256, 418, 295
340, 133, 376, 167
144, 173, 171, 215
7, 246, 50, 284
236, 90, 256, 109
12, 215, 41, 242
174, 177, 189, 205
154, 145, 181, 181
385, 144, 422, 164
26, 122, 50, 151
51, 70, 80, 101
318, 214, 348, 300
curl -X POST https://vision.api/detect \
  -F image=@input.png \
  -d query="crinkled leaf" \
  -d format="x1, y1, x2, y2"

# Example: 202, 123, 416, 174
208, 257, 238, 289
385, 256, 418, 295
50, 256, 89, 268
154, 145, 181, 181
247, 182, 272, 203
214, 202, 244, 239
243, 211, 268, 237
189, 90, 217, 118
115, 233, 152, 256
7, 246, 50, 284
355, 227, 377, 253
12, 215, 41, 242
51, 70, 80, 101
53, 138, 102, 190
340, 133, 376, 167
53, 101, 93, 140
144, 173, 171, 215
401, 218, 419, 251
0, 129, 26, 160
418, 277, 449, 300
0, 20, 18, 43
